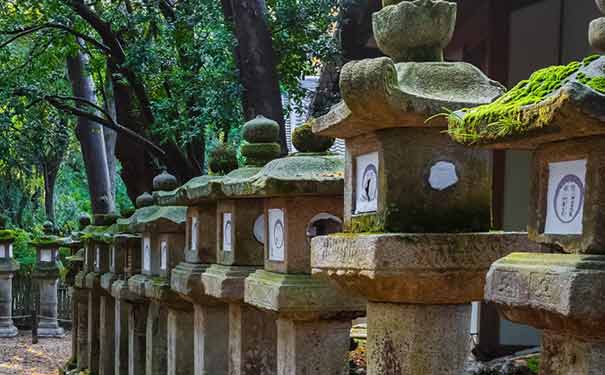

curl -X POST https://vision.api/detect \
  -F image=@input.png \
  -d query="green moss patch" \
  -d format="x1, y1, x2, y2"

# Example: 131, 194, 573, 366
444, 56, 604, 144
0, 229, 18, 242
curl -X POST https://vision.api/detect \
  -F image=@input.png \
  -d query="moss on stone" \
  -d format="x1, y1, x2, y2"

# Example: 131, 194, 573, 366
446, 59, 585, 143
241, 116, 280, 143
29, 235, 65, 247
445, 55, 605, 144
348, 214, 385, 233
209, 143, 239, 175
292, 122, 335, 152
0, 229, 18, 242
241, 142, 281, 167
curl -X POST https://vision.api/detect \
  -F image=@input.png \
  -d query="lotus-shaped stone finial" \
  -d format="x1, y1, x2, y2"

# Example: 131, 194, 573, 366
373, 0, 457, 62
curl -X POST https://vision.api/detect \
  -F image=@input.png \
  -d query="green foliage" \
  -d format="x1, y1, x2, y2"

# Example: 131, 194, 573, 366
11, 229, 35, 274
526, 357, 540, 374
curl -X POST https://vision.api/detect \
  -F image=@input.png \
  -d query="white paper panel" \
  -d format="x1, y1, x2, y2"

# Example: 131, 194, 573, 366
355, 152, 379, 214
143, 236, 151, 271
223, 213, 233, 252
545, 159, 586, 235
268, 209, 285, 261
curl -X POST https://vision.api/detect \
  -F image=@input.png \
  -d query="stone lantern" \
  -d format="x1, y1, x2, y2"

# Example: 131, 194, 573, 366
30, 221, 65, 338
62, 213, 89, 372
156, 172, 231, 375
110, 208, 147, 375
309, 1, 541, 374
194, 115, 282, 375
446, 24, 605, 373
75, 214, 118, 374
0, 217, 19, 338
127, 171, 187, 375
237, 127, 365, 375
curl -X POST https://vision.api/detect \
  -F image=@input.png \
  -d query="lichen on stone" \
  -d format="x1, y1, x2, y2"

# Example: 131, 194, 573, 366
445, 56, 605, 144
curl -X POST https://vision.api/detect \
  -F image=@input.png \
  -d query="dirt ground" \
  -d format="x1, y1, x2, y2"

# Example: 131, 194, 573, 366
0, 331, 71, 375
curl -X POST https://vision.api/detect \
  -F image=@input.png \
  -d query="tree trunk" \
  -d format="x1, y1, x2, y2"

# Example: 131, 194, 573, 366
42, 163, 57, 224
222, 0, 288, 154
66, 49, 116, 215
103, 65, 118, 202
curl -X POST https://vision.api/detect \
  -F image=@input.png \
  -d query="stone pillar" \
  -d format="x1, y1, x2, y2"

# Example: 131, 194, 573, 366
38, 278, 64, 337
0, 273, 17, 337
146, 302, 168, 375
76, 288, 89, 369
99, 294, 115, 375
87, 286, 101, 373
114, 298, 130, 375
229, 304, 277, 375
167, 308, 194, 375
366, 303, 471, 374
0, 234, 18, 338
194, 303, 229, 374
31, 223, 65, 338
277, 318, 351, 375
128, 302, 148, 375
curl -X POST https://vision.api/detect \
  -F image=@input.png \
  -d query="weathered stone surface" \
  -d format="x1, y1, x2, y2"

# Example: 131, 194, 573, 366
170, 262, 210, 302
120, 205, 186, 233
311, 232, 546, 304
38, 278, 65, 338
217, 199, 265, 266
75, 288, 89, 369
114, 298, 129, 375
146, 302, 168, 375
367, 302, 471, 375
87, 288, 100, 373
194, 303, 229, 375
528, 137, 605, 254
98, 295, 115, 375
485, 253, 605, 339
0, 274, 17, 337
202, 264, 258, 302
244, 270, 365, 320
154, 175, 224, 206
128, 302, 148, 375
373, 0, 456, 62
343, 128, 491, 233
229, 304, 277, 375
221, 154, 344, 198
539, 331, 605, 375
590, 17, 605, 52
184, 204, 217, 264
264, 196, 343, 274
277, 319, 351, 375
100, 272, 117, 293
111, 279, 143, 303
314, 58, 504, 139
167, 308, 194, 375
153, 170, 179, 192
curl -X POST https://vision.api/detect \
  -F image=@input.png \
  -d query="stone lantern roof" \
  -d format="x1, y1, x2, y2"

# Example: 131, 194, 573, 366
221, 153, 344, 198
118, 205, 186, 234
448, 56, 605, 149
314, 0, 505, 140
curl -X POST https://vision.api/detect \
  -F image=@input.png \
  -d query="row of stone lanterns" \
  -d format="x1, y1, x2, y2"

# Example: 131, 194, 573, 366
62, 1, 605, 375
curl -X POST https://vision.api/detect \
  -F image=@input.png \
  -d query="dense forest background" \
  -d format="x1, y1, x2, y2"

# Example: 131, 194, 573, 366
0, 0, 381, 236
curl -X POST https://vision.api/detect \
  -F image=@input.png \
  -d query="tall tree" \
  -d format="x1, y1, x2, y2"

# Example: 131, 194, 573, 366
222, 0, 287, 153
66, 47, 115, 215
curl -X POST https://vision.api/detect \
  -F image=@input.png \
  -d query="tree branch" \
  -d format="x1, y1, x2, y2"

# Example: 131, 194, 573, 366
0, 23, 110, 52
42, 95, 165, 156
